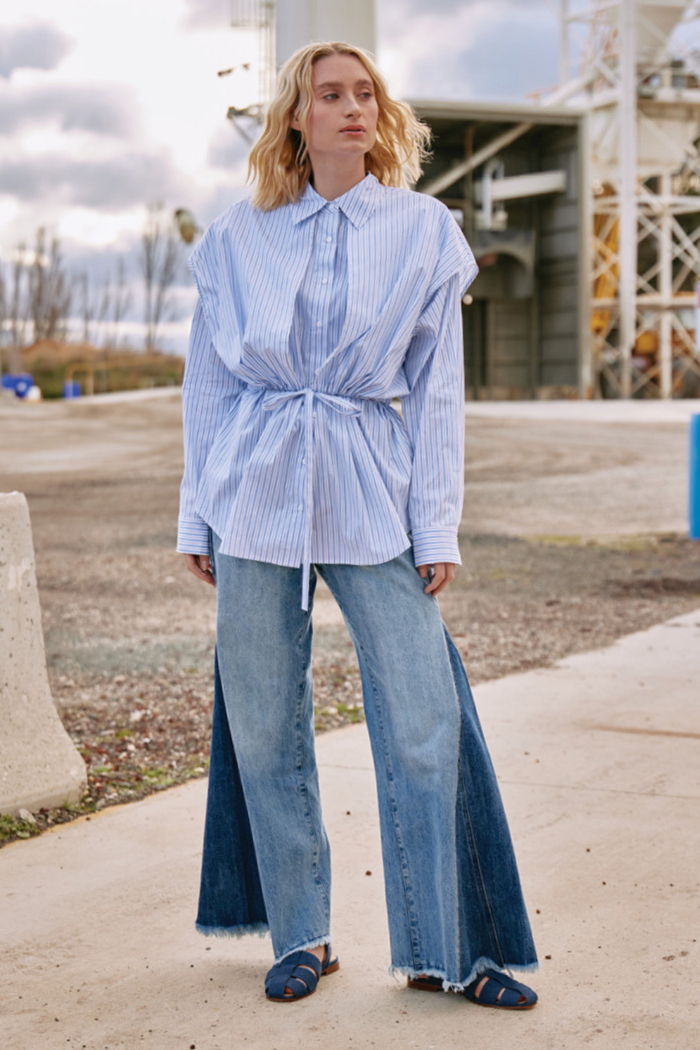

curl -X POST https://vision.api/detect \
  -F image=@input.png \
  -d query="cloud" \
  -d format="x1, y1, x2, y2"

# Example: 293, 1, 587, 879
0, 83, 137, 138
0, 22, 74, 78
379, 0, 558, 101
194, 181, 249, 227
0, 152, 188, 211
458, 9, 559, 98
206, 124, 251, 170
182, 0, 230, 30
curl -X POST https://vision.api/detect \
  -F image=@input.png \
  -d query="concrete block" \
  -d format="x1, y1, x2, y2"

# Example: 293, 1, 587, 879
0, 491, 86, 816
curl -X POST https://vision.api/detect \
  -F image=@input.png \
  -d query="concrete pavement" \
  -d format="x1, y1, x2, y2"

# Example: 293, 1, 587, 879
463, 398, 700, 423
2, 609, 699, 1050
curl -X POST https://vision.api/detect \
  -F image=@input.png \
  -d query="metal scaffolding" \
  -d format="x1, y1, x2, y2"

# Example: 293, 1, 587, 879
562, 0, 700, 397
227, 0, 276, 132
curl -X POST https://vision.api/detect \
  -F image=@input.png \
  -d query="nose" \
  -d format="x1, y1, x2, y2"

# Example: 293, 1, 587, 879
343, 94, 360, 117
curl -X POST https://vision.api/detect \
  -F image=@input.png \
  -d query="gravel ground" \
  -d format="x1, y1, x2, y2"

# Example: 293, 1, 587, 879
2, 395, 699, 843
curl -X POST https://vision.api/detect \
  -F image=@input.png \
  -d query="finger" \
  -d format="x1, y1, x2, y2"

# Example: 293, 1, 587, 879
199, 556, 216, 587
184, 554, 216, 587
422, 565, 445, 594
196, 555, 216, 587
431, 564, 456, 595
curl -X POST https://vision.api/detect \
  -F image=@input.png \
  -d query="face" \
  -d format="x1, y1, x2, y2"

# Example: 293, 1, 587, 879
290, 53, 379, 164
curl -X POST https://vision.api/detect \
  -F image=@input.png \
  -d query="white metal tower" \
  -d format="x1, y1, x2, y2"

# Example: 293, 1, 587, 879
561, 0, 700, 397
225, 2, 377, 138
226, 0, 276, 138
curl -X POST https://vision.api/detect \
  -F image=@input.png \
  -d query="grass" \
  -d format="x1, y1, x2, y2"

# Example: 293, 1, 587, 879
0, 813, 42, 844
0, 757, 211, 849
334, 702, 365, 724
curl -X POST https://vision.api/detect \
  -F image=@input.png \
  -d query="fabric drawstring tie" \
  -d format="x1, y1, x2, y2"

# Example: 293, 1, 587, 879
260, 387, 364, 611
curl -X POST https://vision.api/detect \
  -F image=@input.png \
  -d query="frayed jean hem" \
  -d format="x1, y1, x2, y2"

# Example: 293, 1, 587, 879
390, 957, 540, 993
274, 934, 332, 967
195, 920, 270, 940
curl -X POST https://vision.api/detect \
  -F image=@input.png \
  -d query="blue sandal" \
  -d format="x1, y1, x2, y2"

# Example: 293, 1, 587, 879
265, 943, 340, 1003
408, 968, 537, 1009
462, 968, 537, 1009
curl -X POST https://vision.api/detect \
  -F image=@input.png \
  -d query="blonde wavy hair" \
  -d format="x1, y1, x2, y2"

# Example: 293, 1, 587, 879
247, 41, 432, 210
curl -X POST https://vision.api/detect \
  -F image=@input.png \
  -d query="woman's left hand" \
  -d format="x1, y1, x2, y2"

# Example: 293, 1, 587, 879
417, 562, 456, 597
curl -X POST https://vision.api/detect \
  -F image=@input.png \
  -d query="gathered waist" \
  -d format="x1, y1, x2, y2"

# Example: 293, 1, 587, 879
244, 386, 391, 611
247, 385, 391, 416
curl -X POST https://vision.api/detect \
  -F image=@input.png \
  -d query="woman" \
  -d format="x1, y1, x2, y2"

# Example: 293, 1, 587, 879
178, 40, 538, 1008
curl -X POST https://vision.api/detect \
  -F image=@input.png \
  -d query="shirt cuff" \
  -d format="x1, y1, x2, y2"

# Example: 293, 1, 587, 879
410, 527, 462, 567
177, 517, 210, 554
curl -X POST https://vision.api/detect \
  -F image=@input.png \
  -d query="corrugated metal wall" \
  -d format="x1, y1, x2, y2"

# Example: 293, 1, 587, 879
462, 123, 581, 397
536, 128, 581, 388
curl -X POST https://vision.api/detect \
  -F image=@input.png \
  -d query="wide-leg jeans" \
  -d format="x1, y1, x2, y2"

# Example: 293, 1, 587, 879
199, 531, 538, 989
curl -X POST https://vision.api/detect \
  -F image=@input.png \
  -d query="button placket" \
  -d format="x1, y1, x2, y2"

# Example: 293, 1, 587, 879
311, 207, 338, 370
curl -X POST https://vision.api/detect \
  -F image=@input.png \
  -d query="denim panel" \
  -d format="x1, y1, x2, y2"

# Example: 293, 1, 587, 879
444, 629, 539, 977
195, 649, 268, 936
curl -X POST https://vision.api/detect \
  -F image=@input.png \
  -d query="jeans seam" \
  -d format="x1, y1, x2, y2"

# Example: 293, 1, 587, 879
457, 757, 506, 968
342, 620, 423, 967
293, 593, 330, 914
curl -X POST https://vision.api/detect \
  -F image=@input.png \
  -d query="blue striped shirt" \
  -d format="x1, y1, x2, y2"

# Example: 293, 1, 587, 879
177, 171, 478, 609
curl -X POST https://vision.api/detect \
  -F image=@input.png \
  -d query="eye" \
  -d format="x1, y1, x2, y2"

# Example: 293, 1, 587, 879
323, 93, 338, 100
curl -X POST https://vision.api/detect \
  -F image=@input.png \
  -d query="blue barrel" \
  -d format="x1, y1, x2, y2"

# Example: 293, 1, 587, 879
1, 373, 33, 398
691, 415, 700, 540
62, 380, 81, 399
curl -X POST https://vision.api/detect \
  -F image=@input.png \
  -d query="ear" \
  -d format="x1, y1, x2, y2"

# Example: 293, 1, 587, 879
289, 110, 301, 132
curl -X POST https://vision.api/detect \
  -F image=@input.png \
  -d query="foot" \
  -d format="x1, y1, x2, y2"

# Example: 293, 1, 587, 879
409, 969, 537, 1008
279, 944, 326, 999
463, 968, 537, 1009
472, 974, 517, 1004
265, 943, 338, 1002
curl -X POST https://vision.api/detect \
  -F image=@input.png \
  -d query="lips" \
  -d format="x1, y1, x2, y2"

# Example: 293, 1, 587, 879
341, 125, 365, 133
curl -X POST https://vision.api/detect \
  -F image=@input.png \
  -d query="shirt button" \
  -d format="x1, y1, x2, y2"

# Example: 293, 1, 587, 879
321, 278, 328, 284
301, 456, 306, 464
326, 236, 332, 243
316, 321, 322, 328
313, 412, 317, 419
298, 504, 303, 512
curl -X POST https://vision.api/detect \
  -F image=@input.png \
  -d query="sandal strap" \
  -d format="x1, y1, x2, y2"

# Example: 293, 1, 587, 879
464, 968, 537, 1007
265, 949, 323, 1000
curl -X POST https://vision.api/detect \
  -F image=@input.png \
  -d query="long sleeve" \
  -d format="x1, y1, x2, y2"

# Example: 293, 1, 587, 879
177, 299, 246, 554
402, 273, 466, 567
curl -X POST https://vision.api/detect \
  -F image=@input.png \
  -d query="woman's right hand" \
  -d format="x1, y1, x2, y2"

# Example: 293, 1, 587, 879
183, 553, 216, 587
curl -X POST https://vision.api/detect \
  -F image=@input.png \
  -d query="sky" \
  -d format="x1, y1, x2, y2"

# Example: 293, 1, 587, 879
0, 0, 567, 351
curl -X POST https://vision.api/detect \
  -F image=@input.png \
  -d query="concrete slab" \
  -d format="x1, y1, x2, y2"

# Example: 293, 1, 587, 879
464, 399, 700, 424
0, 492, 86, 815
2, 611, 699, 1049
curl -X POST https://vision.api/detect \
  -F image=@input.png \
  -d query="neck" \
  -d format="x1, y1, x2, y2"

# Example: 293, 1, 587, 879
308, 155, 367, 201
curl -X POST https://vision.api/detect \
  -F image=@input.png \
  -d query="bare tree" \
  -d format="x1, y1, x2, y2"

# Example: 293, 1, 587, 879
96, 275, 112, 348
0, 266, 6, 370
27, 228, 72, 344
140, 203, 181, 351
44, 237, 72, 341
109, 258, 132, 349
6, 243, 27, 372
78, 271, 100, 345
28, 227, 48, 343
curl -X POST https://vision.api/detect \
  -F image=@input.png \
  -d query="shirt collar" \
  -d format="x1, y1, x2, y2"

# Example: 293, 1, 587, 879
291, 171, 379, 228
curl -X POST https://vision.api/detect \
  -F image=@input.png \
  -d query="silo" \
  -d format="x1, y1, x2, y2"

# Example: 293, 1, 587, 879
275, 0, 376, 66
